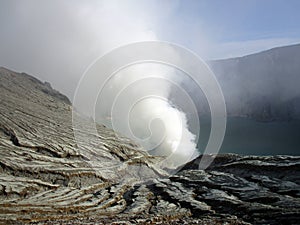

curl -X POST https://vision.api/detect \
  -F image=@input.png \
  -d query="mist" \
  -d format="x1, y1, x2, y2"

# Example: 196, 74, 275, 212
0, 0, 162, 98
2, 1, 299, 100
93, 63, 198, 168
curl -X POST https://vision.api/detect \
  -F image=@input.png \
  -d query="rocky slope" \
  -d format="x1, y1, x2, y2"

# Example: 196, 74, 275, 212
0, 67, 299, 224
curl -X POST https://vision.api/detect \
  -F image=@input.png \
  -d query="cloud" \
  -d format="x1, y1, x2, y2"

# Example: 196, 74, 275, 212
0, 0, 169, 98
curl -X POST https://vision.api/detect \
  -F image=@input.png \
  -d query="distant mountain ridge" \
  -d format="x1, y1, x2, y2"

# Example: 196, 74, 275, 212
209, 43, 300, 121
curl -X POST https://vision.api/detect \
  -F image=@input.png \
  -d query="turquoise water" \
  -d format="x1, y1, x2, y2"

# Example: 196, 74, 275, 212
197, 117, 300, 156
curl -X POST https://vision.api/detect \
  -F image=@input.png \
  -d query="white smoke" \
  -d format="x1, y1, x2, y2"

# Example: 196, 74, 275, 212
95, 63, 198, 168
1, 1, 199, 167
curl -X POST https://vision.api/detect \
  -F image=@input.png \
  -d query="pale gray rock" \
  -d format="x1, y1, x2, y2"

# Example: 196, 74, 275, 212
0, 67, 299, 224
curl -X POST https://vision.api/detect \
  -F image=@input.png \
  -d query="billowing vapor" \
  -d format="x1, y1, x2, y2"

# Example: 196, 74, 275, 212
96, 63, 198, 168
0, 1, 202, 166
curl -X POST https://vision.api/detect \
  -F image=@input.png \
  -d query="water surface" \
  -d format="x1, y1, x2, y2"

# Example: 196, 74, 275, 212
197, 117, 300, 156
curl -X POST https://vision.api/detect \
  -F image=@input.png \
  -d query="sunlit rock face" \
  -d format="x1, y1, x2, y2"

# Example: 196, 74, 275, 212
0, 67, 299, 224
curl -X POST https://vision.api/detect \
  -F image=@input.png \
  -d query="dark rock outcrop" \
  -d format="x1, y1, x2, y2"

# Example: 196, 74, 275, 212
0, 67, 299, 224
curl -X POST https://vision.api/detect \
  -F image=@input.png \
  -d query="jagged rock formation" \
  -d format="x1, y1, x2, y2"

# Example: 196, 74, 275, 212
0, 67, 299, 224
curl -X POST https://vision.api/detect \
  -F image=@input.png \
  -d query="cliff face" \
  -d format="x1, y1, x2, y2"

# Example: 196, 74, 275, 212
209, 44, 300, 121
0, 68, 299, 224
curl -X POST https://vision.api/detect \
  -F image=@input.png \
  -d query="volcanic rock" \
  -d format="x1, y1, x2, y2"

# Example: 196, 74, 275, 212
0, 67, 299, 224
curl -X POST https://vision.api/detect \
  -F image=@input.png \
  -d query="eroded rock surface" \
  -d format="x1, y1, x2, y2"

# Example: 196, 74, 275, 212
0, 67, 299, 224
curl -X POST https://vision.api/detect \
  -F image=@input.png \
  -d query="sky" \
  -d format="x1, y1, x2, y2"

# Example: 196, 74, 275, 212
0, 0, 300, 98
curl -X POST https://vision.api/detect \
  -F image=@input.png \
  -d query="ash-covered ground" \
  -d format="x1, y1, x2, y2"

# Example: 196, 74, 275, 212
0, 67, 299, 224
